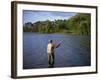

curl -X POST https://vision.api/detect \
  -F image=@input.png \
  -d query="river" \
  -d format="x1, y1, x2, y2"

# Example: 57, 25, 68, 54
23, 32, 90, 69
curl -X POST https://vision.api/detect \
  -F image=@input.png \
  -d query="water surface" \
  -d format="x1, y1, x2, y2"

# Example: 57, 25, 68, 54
23, 32, 90, 69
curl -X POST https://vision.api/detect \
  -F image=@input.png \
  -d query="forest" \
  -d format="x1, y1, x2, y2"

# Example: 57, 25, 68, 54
23, 13, 91, 35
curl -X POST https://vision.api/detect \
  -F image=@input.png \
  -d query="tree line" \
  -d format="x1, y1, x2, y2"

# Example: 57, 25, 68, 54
23, 13, 91, 35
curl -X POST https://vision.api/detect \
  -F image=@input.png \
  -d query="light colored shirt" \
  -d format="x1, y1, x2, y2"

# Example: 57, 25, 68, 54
47, 43, 55, 54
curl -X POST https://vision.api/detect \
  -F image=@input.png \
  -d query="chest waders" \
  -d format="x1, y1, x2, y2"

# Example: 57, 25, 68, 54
48, 52, 55, 67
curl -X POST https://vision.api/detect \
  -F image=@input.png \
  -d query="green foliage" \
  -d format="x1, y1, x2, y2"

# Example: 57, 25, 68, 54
23, 13, 91, 35
67, 13, 91, 35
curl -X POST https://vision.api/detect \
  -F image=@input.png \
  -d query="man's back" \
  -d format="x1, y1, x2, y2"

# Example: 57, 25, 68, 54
47, 43, 54, 54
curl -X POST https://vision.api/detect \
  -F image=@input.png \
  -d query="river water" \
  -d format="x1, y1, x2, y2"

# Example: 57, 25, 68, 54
23, 32, 90, 69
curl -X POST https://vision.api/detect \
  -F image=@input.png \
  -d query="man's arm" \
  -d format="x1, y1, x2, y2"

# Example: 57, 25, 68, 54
55, 43, 61, 48
55, 40, 63, 48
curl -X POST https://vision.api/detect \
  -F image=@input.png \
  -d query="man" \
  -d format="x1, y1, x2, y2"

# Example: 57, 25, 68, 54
47, 40, 62, 67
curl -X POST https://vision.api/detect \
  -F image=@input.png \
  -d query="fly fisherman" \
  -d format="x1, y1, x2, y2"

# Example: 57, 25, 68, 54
47, 40, 62, 67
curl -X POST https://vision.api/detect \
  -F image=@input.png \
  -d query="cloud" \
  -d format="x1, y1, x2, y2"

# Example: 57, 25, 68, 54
23, 10, 76, 24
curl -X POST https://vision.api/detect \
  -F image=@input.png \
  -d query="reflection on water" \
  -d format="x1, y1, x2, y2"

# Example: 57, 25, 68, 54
23, 32, 91, 69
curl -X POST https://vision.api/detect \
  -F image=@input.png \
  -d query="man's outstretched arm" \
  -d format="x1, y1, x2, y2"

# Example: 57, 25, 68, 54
55, 40, 63, 48
55, 43, 61, 48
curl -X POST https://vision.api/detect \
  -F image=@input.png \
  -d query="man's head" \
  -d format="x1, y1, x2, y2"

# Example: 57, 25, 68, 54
49, 40, 52, 43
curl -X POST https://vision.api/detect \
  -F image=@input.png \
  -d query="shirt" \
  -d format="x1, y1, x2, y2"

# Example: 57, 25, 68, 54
47, 43, 55, 54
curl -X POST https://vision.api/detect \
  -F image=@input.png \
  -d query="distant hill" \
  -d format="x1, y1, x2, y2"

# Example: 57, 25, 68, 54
23, 13, 91, 35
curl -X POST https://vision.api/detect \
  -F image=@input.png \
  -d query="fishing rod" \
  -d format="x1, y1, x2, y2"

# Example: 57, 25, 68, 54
56, 39, 64, 48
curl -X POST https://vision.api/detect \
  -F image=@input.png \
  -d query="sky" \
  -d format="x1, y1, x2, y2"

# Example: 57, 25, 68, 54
23, 10, 76, 24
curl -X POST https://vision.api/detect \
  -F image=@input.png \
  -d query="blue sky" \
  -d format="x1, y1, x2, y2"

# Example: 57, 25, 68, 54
23, 10, 76, 24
